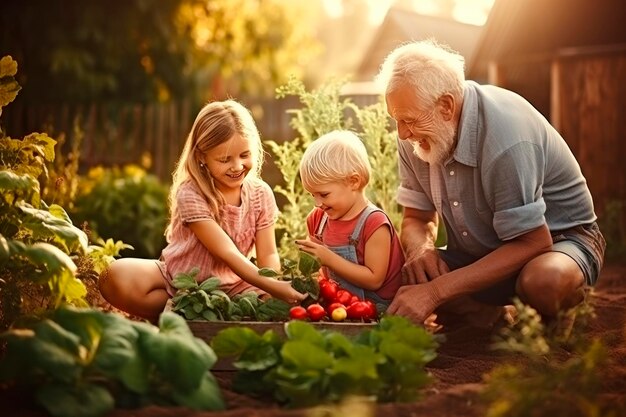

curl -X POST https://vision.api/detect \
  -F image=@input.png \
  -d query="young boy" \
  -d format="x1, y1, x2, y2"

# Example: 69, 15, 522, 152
295, 130, 404, 306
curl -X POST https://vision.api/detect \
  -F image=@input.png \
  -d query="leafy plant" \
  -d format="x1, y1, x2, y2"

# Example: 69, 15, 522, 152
482, 297, 614, 417
170, 268, 291, 322
0, 307, 224, 417
171, 253, 321, 321
0, 55, 90, 331
211, 316, 439, 408
71, 164, 169, 259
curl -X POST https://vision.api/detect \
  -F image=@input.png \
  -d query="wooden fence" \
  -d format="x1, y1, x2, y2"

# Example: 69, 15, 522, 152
2, 94, 382, 184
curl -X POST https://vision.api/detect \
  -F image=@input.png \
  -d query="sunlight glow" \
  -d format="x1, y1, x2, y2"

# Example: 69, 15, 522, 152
322, 0, 495, 26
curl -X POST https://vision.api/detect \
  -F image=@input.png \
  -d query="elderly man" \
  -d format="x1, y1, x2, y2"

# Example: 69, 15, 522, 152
377, 39, 605, 327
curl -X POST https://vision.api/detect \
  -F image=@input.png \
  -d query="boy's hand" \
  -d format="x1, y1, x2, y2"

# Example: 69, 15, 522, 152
295, 239, 332, 265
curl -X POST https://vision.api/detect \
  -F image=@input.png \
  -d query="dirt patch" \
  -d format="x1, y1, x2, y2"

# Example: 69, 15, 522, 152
2, 265, 625, 417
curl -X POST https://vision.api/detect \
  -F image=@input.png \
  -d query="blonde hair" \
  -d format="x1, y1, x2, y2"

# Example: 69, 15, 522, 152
375, 38, 465, 111
299, 130, 371, 190
166, 100, 263, 236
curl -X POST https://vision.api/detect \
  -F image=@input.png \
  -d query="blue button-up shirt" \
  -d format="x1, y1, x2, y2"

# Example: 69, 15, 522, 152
397, 81, 596, 258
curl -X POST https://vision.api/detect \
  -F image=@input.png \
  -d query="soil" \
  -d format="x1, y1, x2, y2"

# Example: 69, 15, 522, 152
2, 264, 625, 417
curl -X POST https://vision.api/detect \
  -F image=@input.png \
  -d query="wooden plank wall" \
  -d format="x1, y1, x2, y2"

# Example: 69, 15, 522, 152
551, 48, 626, 218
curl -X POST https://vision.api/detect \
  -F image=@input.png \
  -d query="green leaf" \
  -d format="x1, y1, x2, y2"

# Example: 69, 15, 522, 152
140, 313, 217, 391
258, 267, 280, 277
21, 242, 76, 274
198, 277, 220, 292
297, 252, 321, 277
18, 203, 88, 253
257, 298, 291, 321
284, 321, 325, 346
170, 372, 225, 410
281, 340, 333, 370
234, 342, 280, 371
172, 270, 199, 290
211, 327, 264, 357
36, 382, 114, 417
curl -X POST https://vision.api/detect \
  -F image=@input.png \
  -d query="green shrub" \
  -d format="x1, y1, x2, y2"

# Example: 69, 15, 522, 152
0, 308, 224, 417
1, 56, 89, 331
71, 165, 168, 259
482, 298, 613, 417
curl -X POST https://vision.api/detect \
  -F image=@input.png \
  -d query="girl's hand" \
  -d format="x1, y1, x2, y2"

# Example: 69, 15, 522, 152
295, 239, 332, 265
265, 279, 307, 305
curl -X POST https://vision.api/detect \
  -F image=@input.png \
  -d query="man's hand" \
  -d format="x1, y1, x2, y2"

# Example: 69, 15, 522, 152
402, 246, 450, 284
387, 281, 443, 325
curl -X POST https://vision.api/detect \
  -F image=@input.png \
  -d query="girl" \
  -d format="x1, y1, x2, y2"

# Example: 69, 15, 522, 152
100, 100, 306, 322
295, 130, 404, 307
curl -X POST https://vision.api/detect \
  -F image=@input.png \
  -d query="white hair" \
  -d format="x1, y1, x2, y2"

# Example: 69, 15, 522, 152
376, 39, 466, 109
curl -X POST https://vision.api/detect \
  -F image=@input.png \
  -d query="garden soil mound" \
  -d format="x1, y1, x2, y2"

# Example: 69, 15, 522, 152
2, 265, 625, 417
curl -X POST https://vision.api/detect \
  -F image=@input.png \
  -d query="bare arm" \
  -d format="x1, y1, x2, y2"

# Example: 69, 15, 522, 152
254, 224, 281, 271
401, 207, 450, 284
188, 220, 305, 302
296, 225, 392, 291
388, 223, 553, 323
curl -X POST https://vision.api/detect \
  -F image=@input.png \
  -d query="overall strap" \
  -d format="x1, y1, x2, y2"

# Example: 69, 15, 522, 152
314, 212, 329, 241
348, 204, 380, 246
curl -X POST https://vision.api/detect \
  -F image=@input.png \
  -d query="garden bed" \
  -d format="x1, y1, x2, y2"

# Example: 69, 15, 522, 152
2, 264, 625, 417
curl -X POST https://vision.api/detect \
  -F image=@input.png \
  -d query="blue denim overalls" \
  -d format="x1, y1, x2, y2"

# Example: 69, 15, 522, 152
314, 204, 390, 307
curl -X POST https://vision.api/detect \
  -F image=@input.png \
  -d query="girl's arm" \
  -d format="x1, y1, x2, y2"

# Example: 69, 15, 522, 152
254, 224, 281, 271
188, 220, 305, 302
296, 225, 392, 291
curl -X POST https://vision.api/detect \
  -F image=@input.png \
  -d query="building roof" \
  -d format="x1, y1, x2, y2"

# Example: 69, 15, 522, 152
354, 6, 484, 83
468, 0, 626, 81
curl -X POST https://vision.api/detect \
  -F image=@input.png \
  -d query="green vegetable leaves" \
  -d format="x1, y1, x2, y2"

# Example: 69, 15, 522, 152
171, 268, 291, 322
211, 316, 439, 408
0, 307, 225, 417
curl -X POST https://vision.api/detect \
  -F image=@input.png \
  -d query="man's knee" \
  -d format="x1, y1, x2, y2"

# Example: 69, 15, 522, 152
517, 253, 585, 317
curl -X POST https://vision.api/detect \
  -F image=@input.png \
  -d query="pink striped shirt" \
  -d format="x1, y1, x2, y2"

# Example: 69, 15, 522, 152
159, 178, 278, 296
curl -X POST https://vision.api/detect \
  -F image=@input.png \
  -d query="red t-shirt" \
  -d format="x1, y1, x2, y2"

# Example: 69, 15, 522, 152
306, 207, 404, 300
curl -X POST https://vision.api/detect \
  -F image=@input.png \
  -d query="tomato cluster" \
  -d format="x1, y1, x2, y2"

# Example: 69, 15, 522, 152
288, 278, 377, 322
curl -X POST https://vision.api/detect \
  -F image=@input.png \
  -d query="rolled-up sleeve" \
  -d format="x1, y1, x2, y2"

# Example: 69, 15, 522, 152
494, 199, 546, 240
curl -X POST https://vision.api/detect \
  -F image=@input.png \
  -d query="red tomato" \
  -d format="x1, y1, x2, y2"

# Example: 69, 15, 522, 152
349, 295, 360, 306
289, 306, 308, 320
319, 280, 338, 301
306, 303, 326, 321
346, 301, 370, 320
364, 300, 377, 320
335, 289, 352, 306
326, 302, 345, 315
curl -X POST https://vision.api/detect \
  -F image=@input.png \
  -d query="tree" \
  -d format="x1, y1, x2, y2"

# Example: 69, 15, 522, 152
0, 0, 321, 104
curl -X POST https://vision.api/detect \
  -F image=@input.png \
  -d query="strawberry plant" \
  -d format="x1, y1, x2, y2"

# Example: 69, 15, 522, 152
0, 307, 224, 417
211, 316, 439, 408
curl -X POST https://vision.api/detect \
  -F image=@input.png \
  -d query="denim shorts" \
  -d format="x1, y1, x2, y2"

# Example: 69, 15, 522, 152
438, 222, 606, 305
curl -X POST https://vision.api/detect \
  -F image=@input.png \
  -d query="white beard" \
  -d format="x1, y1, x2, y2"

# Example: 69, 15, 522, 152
411, 116, 456, 165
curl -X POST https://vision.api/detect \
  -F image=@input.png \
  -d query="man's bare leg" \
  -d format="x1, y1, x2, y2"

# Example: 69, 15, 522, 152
516, 251, 585, 317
